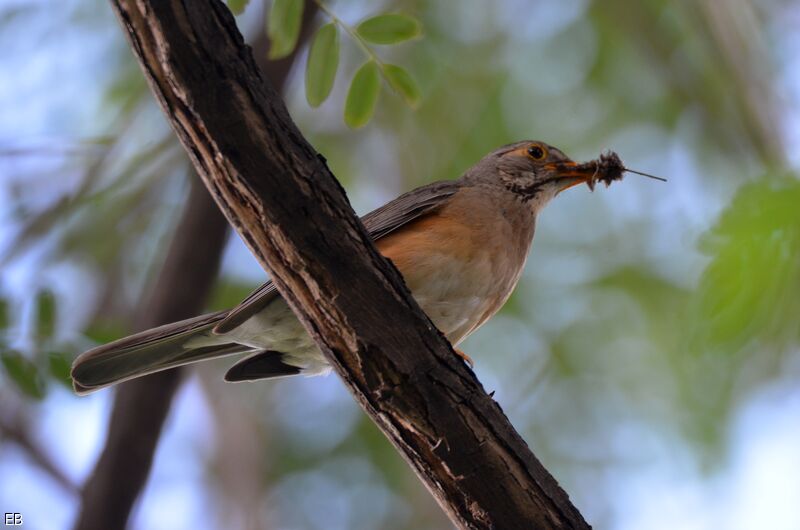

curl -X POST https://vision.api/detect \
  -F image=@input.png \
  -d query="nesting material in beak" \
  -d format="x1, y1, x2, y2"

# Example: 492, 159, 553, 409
550, 151, 665, 192
575, 151, 626, 191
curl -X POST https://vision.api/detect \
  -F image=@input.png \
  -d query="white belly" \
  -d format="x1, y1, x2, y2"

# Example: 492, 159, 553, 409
222, 251, 517, 374
403, 254, 503, 344
224, 299, 327, 374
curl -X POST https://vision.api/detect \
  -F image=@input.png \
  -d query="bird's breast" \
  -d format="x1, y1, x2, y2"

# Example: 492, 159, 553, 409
376, 191, 535, 344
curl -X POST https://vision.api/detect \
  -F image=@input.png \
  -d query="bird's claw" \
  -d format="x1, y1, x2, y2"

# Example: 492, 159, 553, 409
455, 348, 474, 368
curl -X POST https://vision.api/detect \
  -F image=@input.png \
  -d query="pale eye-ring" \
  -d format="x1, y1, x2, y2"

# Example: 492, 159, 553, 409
527, 145, 546, 160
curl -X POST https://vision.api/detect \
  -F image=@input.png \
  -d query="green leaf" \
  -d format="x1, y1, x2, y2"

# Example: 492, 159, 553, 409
35, 290, 56, 341
208, 280, 259, 312
84, 321, 127, 345
305, 23, 339, 107
0, 297, 8, 330
357, 14, 421, 45
344, 61, 381, 129
1, 350, 46, 399
227, 0, 249, 15
47, 351, 73, 389
688, 178, 800, 354
267, 0, 304, 59
383, 64, 421, 108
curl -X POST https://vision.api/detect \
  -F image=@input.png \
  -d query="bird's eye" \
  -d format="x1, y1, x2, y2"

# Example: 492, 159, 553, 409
527, 145, 546, 160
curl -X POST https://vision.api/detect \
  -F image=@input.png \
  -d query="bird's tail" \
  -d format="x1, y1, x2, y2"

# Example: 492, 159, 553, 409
71, 310, 252, 395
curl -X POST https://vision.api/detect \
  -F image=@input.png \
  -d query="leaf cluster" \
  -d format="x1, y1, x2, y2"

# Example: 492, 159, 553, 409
231, 0, 422, 128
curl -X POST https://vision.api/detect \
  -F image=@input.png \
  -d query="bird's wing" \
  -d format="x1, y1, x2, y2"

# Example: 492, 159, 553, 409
213, 180, 460, 334
360, 180, 460, 240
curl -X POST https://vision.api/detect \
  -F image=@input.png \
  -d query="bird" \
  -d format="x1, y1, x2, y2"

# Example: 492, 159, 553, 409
71, 140, 628, 394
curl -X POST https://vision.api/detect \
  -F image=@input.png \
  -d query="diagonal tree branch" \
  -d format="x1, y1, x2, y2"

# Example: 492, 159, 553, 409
108, 1, 589, 528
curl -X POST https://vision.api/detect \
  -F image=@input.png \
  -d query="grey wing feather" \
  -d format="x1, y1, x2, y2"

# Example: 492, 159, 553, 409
212, 282, 279, 334
213, 180, 460, 334
360, 180, 460, 239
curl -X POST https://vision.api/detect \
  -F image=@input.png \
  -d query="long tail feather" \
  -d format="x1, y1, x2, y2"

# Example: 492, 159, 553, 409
71, 310, 253, 394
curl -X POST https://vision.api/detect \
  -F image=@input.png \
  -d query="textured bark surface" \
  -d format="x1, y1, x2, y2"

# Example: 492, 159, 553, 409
109, 1, 590, 528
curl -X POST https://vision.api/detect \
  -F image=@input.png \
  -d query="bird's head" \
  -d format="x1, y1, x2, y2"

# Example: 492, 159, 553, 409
465, 140, 625, 210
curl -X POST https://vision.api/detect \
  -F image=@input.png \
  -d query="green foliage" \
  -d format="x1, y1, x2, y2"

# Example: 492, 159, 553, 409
208, 279, 260, 312
227, 0, 250, 16
83, 320, 129, 346
1, 291, 91, 396
305, 23, 339, 107
35, 290, 56, 341
0, 297, 7, 330
344, 61, 381, 128
383, 64, 421, 108
47, 351, 73, 389
356, 14, 421, 45
1, 350, 46, 400
267, 0, 304, 59
266, 2, 422, 126
689, 178, 800, 354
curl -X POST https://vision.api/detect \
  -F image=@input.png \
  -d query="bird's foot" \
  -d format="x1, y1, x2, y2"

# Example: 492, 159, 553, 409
454, 348, 474, 368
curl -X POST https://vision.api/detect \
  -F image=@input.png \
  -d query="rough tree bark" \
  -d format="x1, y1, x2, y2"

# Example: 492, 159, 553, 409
108, 1, 590, 528
73, 5, 317, 529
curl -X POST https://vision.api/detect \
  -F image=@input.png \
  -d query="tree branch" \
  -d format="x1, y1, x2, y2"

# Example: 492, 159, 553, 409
73, 179, 228, 530
109, 1, 589, 528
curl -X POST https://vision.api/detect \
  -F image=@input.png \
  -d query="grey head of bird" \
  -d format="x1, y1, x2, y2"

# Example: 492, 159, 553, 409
462, 140, 628, 212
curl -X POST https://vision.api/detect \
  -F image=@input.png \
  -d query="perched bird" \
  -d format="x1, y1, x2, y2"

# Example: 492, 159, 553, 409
71, 140, 630, 394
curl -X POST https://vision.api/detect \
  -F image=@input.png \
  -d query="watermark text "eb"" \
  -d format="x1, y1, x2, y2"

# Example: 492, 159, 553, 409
3, 513, 22, 526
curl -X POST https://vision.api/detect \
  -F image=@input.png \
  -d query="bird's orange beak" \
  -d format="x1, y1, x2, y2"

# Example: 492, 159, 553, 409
546, 161, 599, 192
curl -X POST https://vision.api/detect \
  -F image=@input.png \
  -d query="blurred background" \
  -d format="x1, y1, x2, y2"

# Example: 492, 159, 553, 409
1, 0, 800, 528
